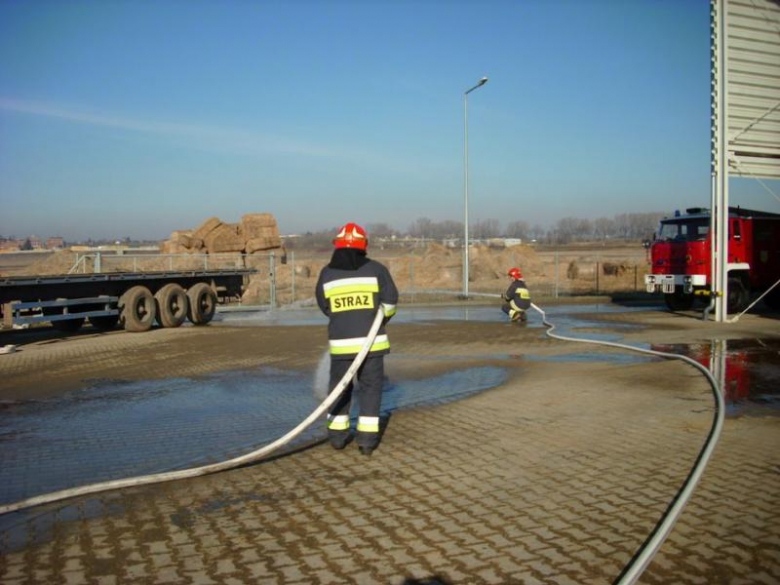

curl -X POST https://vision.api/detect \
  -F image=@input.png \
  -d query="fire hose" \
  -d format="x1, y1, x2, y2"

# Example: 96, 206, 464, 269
0, 307, 386, 516
529, 302, 724, 585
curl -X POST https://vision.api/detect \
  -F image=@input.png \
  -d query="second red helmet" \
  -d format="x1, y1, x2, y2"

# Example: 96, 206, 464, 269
333, 222, 368, 251
508, 267, 523, 280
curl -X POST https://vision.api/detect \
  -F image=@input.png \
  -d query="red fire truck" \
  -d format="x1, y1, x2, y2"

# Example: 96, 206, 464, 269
644, 207, 780, 312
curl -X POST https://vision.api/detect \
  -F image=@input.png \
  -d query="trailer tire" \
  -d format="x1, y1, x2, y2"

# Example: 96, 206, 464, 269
120, 286, 157, 332
187, 282, 217, 325
727, 277, 749, 313
52, 318, 85, 332
155, 284, 189, 328
89, 315, 120, 330
664, 290, 694, 311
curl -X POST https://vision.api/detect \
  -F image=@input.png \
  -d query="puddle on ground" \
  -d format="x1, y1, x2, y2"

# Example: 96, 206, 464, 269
0, 361, 507, 552
216, 302, 652, 331
525, 338, 780, 415
527, 352, 656, 365
650, 339, 780, 415
0, 364, 507, 513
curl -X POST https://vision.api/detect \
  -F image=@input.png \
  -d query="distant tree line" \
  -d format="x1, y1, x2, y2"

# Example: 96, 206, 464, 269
405, 212, 667, 243
285, 212, 667, 249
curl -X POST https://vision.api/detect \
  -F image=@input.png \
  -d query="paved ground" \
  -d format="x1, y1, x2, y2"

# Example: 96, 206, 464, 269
0, 305, 779, 584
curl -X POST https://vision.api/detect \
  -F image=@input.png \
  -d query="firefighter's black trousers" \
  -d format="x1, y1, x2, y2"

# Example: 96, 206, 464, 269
327, 355, 384, 450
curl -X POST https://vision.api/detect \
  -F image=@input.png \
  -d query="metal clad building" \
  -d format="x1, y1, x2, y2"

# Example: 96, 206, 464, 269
714, 0, 780, 180
711, 0, 780, 321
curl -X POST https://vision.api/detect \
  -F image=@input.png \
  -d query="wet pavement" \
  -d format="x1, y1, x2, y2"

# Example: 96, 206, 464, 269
651, 338, 780, 414
3, 303, 778, 511
0, 364, 507, 508
217, 302, 650, 333
1, 303, 779, 583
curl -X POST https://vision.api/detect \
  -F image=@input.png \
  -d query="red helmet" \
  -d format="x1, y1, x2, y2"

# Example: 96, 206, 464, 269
508, 267, 523, 280
333, 222, 368, 251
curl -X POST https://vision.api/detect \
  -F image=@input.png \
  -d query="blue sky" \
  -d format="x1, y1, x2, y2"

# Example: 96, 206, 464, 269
1, 0, 776, 240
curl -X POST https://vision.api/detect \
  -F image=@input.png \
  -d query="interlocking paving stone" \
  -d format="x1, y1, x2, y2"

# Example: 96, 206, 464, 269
1, 316, 779, 584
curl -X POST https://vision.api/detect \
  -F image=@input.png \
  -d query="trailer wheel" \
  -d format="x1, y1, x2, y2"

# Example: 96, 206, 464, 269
187, 282, 217, 325
664, 290, 694, 311
52, 318, 85, 332
89, 315, 120, 330
727, 277, 749, 313
155, 284, 189, 328
120, 286, 157, 332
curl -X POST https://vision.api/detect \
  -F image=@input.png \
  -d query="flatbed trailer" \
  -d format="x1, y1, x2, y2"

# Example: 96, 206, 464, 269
0, 269, 255, 333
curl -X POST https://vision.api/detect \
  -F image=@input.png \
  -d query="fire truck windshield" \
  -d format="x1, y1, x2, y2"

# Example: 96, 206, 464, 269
657, 218, 709, 242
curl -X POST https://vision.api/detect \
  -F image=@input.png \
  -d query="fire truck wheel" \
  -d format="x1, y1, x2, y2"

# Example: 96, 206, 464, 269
155, 284, 189, 328
89, 315, 120, 330
727, 278, 749, 313
187, 282, 217, 325
664, 291, 694, 311
120, 286, 157, 332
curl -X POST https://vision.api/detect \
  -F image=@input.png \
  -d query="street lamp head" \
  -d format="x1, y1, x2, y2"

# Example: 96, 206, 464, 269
465, 76, 490, 94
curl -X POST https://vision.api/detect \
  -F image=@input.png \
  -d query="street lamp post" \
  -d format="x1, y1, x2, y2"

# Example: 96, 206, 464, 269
463, 76, 488, 298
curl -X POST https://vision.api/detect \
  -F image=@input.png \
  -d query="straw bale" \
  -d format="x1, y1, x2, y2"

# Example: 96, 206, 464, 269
172, 232, 194, 248
193, 217, 223, 241
204, 223, 244, 253
246, 236, 282, 254
245, 226, 280, 240
160, 241, 188, 254
242, 213, 279, 240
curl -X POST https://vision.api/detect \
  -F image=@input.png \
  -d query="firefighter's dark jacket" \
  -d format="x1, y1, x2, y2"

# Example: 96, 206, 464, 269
316, 256, 398, 360
503, 279, 531, 310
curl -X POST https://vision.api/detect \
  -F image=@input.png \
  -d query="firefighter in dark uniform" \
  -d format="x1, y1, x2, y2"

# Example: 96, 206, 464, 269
501, 267, 531, 322
315, 222, 398, 456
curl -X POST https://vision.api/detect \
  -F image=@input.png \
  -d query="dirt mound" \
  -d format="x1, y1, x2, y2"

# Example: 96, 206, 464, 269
18, 251, 81, 276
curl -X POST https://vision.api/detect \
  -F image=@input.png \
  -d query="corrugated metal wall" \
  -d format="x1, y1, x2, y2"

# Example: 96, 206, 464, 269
717, 0, 780, 180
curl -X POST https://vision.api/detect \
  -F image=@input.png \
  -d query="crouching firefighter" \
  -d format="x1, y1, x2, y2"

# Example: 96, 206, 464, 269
315, 222, 398, 456
501, 267, 531, 322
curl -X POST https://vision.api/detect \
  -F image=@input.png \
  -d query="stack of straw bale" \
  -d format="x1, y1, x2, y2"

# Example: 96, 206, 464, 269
159, 214, 282, 255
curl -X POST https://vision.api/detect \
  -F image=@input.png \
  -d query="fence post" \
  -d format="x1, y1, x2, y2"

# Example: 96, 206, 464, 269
634, 264, 638, 292
291, 251, 296, 304
269, 252, 276, 310
169, 255, 173, 271
554, 251, 559, 298
95, 252, 102, 274
409, 256, 415, 303
595, 256, 600, 294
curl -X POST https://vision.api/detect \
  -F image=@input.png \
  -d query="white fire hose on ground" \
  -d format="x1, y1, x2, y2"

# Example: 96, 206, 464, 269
529, 302, 724, 585
0, 308, 386, 517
